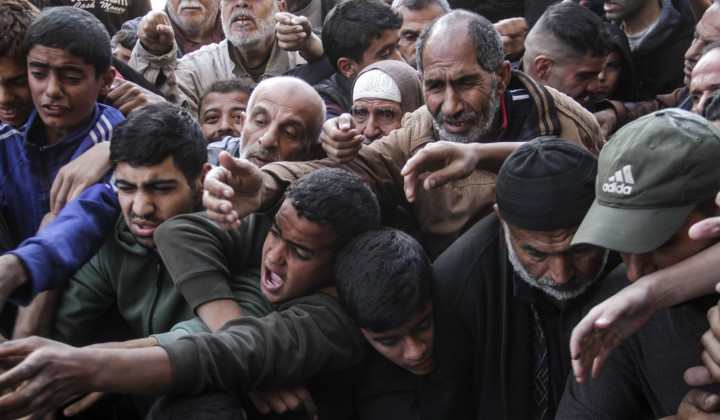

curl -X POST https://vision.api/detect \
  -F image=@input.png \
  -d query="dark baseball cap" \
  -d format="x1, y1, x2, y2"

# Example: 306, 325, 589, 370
571, 109, 720, 253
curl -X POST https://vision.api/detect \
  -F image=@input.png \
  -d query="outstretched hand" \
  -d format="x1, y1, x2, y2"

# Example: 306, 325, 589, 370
320, 114, 363, 163
136, 11, 175, 56
570, 282, 656, 383
401, 141, 481, 202
203, 152, 267, 230
0, 337, 97, 419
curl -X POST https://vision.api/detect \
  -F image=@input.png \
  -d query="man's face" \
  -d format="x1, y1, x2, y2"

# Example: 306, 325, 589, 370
199, 90, 250, 143
597, 50, 623, 101
112, 45, 133, 63
545, 53, 607, 107
0, 56, 33, 128
503, 221, 608, 305
396, 3, 445, 68
352, 29, 404, 75
167, 0, 220, 36
361, 299, 435, 375
621, 208, 716, 281
351, 98, 403, 143
239, 83, 315, 167
684, 5, 720, 87
116, 157, 203, 249
27, 45, 113, 145
691, 49, 720, 115
422, 28, 504, 143
260, 200, 335, 303
603, 0, 647, 21
221, 0, 282, 49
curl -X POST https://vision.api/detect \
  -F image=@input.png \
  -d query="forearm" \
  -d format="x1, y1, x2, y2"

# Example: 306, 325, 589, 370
12, 290, 59, 339
197, 299, 245, 332
93, 346, 172, 394
298, 32, 323, 62
474, 142, 523, 173
637, 241, 720, 310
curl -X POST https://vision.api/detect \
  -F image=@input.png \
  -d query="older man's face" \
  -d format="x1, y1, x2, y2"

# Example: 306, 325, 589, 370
422, 28, 504, 143
351, 98, 403, 142
396, 2, 446, 68
221, 0, 283, 49
167, 0, 220, 36
503, 221, 608, 306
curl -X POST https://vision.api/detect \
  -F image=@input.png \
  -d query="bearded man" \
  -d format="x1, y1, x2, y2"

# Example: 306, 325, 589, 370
201, 10, 604, 258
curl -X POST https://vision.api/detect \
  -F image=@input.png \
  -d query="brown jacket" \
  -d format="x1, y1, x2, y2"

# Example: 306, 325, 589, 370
263, 72, 603, 258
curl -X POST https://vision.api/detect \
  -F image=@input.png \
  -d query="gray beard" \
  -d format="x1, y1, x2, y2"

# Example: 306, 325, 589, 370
433, 77, 501, 144
223, 4, 277, 51
503, 221, 609, 302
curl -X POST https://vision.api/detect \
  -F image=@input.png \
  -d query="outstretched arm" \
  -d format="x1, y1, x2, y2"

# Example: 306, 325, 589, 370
203, 152, 283, 229
400, 141, 520, 202
0, 337, 171, 419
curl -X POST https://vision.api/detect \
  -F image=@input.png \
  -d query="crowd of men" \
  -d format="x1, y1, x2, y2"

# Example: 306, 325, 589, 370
1, 0, 720, 418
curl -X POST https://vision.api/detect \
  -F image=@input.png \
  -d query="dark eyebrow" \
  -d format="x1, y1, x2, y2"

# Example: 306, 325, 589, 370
271, 222, 315, 255
117, 179, 178, 188
250, 105, 270, 117
28, 61, 86, 74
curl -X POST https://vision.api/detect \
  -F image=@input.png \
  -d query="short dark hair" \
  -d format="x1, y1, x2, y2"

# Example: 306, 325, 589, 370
24, 7, 111, 78
111, 28, 139, 51
0, 0, 39, 61
287, 168, 381, 251
322, 0, 403, 72
526, 2, 611, 61
110, 103, 207, 185
198, 78, 256, 113
416, 10, 504, 77
335, 228, 432, 332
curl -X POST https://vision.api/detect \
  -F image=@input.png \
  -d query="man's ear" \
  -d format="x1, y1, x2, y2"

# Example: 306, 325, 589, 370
198, 162, 212, 190
493, 203, 502, 223
277, 0, 287, 12
337, 57, 359, 80
98, 67, 117, 96
533, 55, 554, 82
495, 61, 512, 94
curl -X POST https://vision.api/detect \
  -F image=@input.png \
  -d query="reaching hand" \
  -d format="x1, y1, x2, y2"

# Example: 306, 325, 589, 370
249, 386, 318, 420
136, 11, 175, 56
274, 12, 323, 61
494, 17, 527, 60
570, 282, 656, 383
320, 114, 363, 163
593, 108, 618, 141
0, 337, 98, 419
401, 141, 481, 203
50, 142, 110, 214
104, 78, 165, 116
203, 152, 268, 230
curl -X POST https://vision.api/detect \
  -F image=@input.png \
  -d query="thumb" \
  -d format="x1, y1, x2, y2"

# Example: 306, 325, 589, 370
337, 113, 355, 131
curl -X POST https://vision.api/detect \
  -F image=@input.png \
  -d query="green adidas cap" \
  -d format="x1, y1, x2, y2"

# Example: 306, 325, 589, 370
571, 109, 720, 254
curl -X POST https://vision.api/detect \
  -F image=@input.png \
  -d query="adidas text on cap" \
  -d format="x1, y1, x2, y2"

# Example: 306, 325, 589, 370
571, 109, 720, 254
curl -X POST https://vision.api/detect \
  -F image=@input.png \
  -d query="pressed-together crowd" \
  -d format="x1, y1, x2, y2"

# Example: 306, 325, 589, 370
1, 0, 720, 418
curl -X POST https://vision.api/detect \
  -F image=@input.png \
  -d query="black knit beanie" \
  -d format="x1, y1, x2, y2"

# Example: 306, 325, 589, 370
496, 137, 597, 231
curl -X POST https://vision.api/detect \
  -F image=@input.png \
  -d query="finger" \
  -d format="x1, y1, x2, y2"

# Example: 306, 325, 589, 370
49, 174, 69, 214
337, 114, 355, 131
686, 365, 715, 387
702, 348, 720, 384
249, 393, 272, 415
683, 388, 720, 413
267, 395, 289, 414
292, 387, 317, 419
689, 217, 720, 240
63, 392, 105, 417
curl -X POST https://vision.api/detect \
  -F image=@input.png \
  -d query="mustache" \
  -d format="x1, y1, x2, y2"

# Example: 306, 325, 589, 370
434, 109, 479, 125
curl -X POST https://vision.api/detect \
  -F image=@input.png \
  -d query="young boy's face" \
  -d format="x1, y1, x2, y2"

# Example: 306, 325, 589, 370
27, 45, 114, 144
361, 300, 436, 375
260, 199, 335, 304
0, 56, 33, 128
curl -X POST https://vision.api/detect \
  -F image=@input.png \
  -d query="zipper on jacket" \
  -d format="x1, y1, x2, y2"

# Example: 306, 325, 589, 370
39, 147, 52, 211
148, 258, 163, 335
